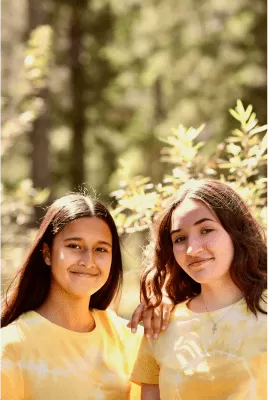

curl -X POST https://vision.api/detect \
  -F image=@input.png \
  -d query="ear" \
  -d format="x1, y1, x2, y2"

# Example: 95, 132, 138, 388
42, 243, 51, 266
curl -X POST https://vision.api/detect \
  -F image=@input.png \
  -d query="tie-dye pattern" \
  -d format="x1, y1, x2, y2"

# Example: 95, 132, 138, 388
1, 309, 142, 399
131, 296, 267, 400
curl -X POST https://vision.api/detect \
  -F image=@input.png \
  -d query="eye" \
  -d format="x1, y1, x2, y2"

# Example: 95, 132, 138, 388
95, 247, 108, 253
201, 228, 213, 234
67, 243, 81, 249
174, 236, 186, 244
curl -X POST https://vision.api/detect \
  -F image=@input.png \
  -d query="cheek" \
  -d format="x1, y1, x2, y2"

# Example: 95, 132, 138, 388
216, 235, 234, 267
96, 253, 112, 270
50, 249, 78, 276
218, 234, 234, 253
226, 239, 235, 264
173, 245, 186, 265
53, 249, 77, 264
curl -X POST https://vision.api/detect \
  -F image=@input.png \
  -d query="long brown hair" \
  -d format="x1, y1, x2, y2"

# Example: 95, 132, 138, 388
141, 179, 267, 315
1, 194, 123, 327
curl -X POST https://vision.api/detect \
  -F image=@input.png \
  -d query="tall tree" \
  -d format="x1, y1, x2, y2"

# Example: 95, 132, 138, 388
69, 0, 87, 188
68, 0, 117, 191
28, 0, 51, 221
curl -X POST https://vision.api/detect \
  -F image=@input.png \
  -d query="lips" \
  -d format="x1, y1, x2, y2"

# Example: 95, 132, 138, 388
69, 269, 99, 277
188, 258, 214, 267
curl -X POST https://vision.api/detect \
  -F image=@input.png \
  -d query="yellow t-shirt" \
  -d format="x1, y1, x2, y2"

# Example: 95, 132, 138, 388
132, 296, 267, 399
1, 309, 142, 400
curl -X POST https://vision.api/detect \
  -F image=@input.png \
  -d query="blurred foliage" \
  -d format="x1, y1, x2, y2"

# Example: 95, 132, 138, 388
24, 25, 53, 91
2, 25, 53, 157
111, 100, 267, 234
0, 26, 52, 283
1, 179, 50, 290
0, 179, 49, 245
2, 0, 266, 195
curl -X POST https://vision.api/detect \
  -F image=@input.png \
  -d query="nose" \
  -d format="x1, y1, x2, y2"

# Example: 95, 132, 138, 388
186, 236, 204, 256
78, 250, 95, 267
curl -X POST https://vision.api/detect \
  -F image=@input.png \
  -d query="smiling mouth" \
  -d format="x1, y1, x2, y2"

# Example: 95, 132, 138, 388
70, 272, 99, 277
188, 258, 213, 267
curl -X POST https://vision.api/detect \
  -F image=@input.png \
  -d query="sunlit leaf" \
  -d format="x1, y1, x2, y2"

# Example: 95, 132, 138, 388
229, 109, 241, 122
226, 137, 242, 143
244, 104, 253, 122
245, 119, 258, 132
236, 99, 245, 116
249, 125, 268, 135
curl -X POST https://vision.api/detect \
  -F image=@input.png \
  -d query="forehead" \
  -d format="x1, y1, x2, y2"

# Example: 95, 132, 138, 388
58, 217, 112, 240
171, 198, 219, 230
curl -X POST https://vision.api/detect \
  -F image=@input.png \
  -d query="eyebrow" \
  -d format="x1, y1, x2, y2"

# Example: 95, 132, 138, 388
63, 237, 112, 247
170, 218, 215, 236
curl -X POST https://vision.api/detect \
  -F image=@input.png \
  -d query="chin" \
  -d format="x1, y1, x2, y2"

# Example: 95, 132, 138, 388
67, 292, 90, 300
66, 288, 96, 299
191, 272, 230, 285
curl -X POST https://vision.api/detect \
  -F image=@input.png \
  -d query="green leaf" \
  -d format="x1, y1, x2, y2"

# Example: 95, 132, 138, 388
226, 137, 243, 143
226, 143, 241, 156
245, 112, 257, 129
244, 104, 253, 122
229, 109, 241, 122
245, 119, 258, 132
236, 99, 245, 116
260, 133, 267, 152
231, 129, 244, 137
218, 163, 236, 169
249, 125, 268, 135
194, 142, 205, 151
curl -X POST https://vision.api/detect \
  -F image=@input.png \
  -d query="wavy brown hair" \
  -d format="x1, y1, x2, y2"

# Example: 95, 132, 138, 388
141, 179, 267, 315
2, 194, 123, 327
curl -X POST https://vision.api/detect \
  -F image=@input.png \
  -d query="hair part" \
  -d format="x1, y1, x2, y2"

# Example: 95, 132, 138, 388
1, 193, 123, 327
141, 179, 267, 316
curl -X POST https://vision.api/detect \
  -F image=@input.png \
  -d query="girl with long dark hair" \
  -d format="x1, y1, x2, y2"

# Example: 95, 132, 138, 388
131, 179, 267, 399
1, 193, 143, 399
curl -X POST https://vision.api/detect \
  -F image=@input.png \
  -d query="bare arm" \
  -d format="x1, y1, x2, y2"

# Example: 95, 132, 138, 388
141, 384, 160, 400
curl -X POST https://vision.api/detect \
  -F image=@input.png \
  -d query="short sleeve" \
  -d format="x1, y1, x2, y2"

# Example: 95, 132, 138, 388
104, 311, 143, 372
1, 326, 24, 400
131, 335, 159, 385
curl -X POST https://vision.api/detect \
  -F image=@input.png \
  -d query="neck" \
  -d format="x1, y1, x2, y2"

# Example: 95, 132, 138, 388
36, 289, 95, 333
200, 276, 243, 311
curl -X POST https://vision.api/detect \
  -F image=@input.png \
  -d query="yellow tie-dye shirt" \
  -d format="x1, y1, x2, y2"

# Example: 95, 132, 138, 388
132, 296, 267, 400
1, 309, 142, 400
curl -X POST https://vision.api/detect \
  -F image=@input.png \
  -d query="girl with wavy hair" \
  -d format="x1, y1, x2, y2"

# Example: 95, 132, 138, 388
131, 179, 267, 399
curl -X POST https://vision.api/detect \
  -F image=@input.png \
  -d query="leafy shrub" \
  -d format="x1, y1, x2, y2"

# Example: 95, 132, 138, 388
111, 100, 267, 234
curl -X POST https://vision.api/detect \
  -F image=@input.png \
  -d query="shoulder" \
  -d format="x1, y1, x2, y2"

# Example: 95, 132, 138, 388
1, 321, 24, 362
1, 311, 43, 350
1, 320, 26, 399
94, 309, 143, 339
93, 309, 143, 355
171, 300, 190, 320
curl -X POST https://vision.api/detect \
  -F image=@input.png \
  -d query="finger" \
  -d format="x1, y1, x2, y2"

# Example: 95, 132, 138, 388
142, 307, 154, 339
152, 307, 162, 339
129, 303, 145, 333
161, 304, 173, 331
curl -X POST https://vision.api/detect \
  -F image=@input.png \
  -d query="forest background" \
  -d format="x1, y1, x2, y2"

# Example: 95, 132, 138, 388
1, 0, 267, 318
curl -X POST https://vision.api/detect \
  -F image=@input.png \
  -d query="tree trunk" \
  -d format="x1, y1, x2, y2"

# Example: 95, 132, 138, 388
28, 0, 51, 223
69, 2, 87, 190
